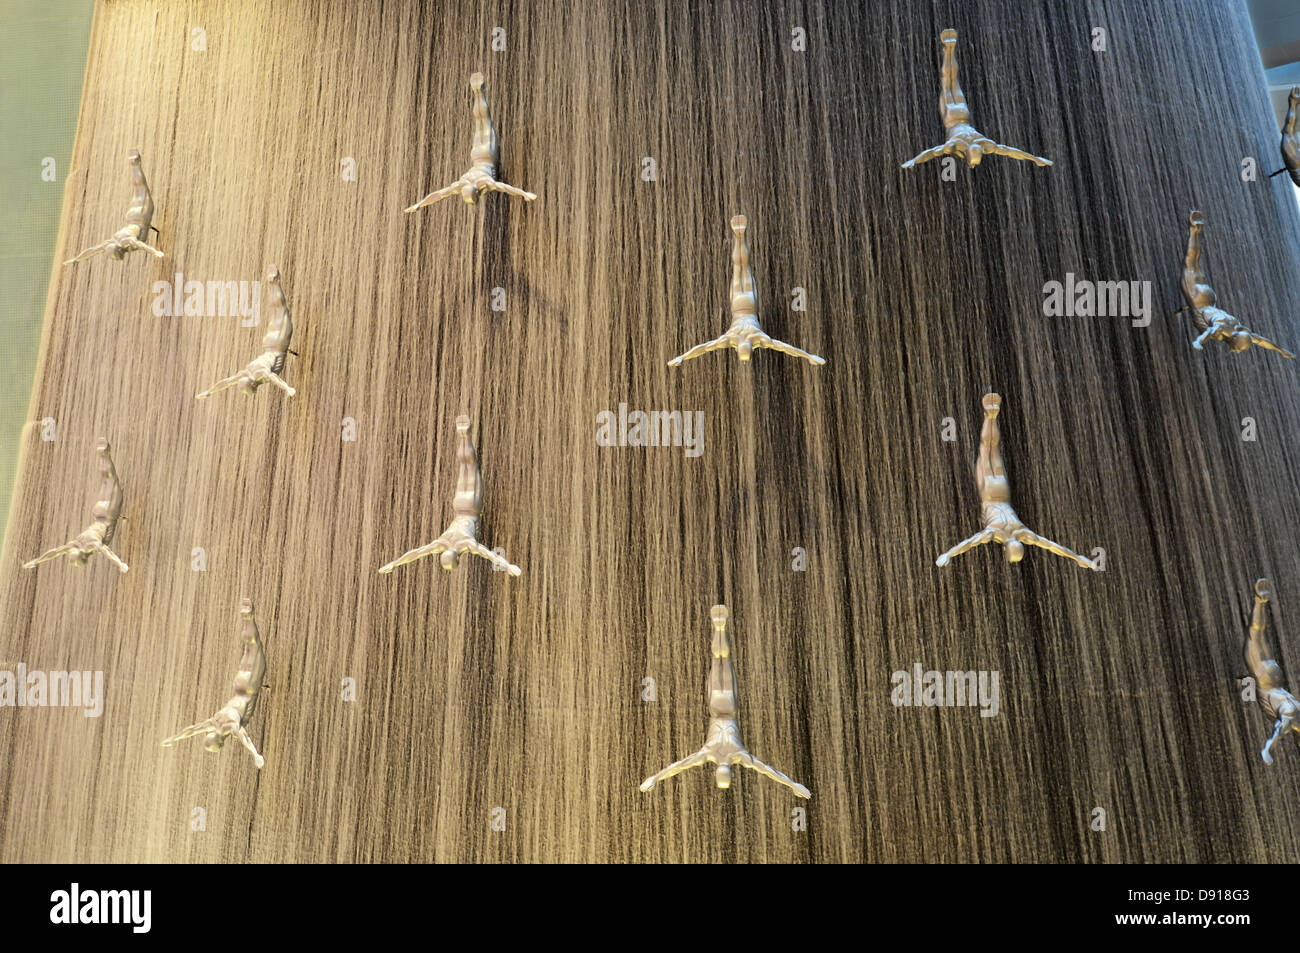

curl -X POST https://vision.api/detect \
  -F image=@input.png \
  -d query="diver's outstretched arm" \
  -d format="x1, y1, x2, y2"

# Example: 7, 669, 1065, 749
1016, 529, 1096, 569
262, 370, 296, 397
378, 539, 447, 574
738, 752, 811, 798
122, 236, 165, 258
668, 334, 731, 367
468, 540, 522, 576
759, 335, 826, 365
935, 528, 995, 566
490, 180, 537, 201
639, 749, 710, 791
196, 372, 247, 399
161, 717, 219, 746
63, 240, 114, 265
96, 544, 129, 574
405, 181, 463, 212
234, 727, 265, 768
992, 143, 1052, 166
1262, 716, 1291, 765
1250, 333, 1296, 358
22, 543, 76, 569
901, 143, 949, 168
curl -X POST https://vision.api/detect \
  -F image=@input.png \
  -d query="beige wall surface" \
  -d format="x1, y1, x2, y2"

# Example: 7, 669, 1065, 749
0, 0, 93, 535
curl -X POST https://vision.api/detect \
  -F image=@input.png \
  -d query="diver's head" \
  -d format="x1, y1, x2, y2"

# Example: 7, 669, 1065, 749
966, 142, 984, 167
203, 731, 225, 754
461, 182, 479, 205
127, 150, 141, 165
736, 340, 753, 362
1230, 330, 1252, 353
1004, 538, 1025, 563
108, 242, 127, 261
440, 550, 460, 571
237, 378, 256, 396
715, 763, 732, 789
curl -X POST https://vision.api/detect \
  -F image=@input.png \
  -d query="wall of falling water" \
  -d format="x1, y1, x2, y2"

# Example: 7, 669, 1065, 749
2, 0, 1300, 862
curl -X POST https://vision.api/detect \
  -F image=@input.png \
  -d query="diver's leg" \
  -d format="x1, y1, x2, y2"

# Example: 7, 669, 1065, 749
978, 393, 1004, 482
940, 29, 963, 115
729, 215, 753, 299
452, 415, 482, 517
469, 72, 497, 167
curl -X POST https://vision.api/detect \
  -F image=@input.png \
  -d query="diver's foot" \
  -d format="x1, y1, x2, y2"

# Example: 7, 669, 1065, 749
470, 72, 485, 90
709, 605, 729, 655
730, 214, 747, 234
941, 28, 958, 44
982, 392, 1001, 415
